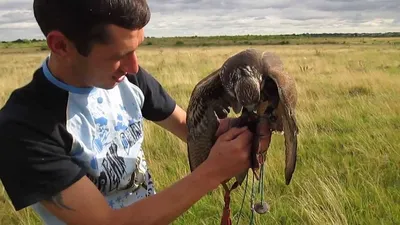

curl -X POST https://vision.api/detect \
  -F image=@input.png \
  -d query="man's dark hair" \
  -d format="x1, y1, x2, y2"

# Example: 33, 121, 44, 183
33, 0, 151, 56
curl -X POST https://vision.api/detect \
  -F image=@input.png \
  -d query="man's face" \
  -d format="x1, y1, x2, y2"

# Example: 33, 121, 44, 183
73, 25, 144, 89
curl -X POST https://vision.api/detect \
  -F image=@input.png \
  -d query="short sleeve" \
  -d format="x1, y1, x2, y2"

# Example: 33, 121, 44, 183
127, 66, 176, 121
0, 121, 87, 211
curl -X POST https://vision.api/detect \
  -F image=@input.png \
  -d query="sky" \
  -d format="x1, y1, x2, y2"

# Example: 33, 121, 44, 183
0, 0, 399, 41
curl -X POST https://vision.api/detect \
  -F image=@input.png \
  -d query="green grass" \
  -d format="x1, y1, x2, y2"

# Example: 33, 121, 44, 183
0, 41, 399, 225
2, 34, 400, 51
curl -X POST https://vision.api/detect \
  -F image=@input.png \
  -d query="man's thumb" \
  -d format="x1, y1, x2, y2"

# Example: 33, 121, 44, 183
219, 126, 248, 141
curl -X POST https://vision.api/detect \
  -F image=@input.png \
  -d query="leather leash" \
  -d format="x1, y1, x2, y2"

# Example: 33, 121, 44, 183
220, 112, 269, 225
220, 181, 239, 225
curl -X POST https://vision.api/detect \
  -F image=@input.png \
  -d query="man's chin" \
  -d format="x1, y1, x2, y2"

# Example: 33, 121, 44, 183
96, 76, 125, 90
94, 83, 118, 90
113, 74, 126, 83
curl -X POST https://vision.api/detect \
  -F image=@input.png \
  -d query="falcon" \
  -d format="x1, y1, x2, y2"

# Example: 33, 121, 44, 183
185, 48, 299, 224
186, 48, 298, 186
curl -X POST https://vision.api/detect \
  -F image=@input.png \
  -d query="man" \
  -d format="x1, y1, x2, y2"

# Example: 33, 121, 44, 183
0, 1, 259, 225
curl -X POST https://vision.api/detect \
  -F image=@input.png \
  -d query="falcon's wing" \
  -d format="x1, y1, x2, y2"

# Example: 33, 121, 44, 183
261, 51, 299, 185
186, 69, 228, 172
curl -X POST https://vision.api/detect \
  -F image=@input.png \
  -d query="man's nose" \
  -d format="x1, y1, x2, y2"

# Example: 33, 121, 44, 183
121, 52, 139, 74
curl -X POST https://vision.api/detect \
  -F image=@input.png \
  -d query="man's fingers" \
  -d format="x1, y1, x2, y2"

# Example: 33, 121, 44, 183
219, 126, 248, 141
215, 117, 244, 137
215, 118, 230, 137
232, 129, 253, 147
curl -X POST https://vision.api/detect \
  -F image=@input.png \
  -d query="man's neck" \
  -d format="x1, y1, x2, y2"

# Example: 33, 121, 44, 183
47, 54, 86, 88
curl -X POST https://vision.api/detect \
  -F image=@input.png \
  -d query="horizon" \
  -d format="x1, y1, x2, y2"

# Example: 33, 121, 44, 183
2, 31, 400, 43
1, 0, 400, 42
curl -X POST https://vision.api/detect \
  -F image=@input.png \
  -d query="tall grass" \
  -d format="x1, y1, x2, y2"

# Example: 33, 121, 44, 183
1, 44, 399, 225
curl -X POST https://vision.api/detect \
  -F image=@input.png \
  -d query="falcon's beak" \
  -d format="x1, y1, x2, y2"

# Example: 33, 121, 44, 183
244, 104, 257, 112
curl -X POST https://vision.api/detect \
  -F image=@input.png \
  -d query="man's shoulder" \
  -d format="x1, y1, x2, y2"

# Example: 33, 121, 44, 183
0, 66, 83, 211
124, 66, 176, 122
0, 67, 70, 137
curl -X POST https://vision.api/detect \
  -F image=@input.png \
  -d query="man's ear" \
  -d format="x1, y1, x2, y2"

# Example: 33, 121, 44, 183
46, 31, 76, 58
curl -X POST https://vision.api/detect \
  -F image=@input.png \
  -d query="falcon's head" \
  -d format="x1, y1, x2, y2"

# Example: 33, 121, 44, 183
219, 48, 266, 114
220, 64, 263, 114
233, 66, 263, 112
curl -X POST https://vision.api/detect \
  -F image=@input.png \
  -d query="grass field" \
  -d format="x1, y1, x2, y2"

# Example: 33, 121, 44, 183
0, 38, 399, 225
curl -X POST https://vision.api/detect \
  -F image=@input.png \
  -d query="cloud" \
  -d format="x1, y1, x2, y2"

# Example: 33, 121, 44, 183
0, 0, 32, 10
311, 0, 400, 12
0, 0, 399, 41
0, 10, 33, 25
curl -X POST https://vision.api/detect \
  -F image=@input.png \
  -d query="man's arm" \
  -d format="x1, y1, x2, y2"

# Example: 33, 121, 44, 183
41, 158, 218, 225
154, 104, 188, 143
39, 127, 253, 225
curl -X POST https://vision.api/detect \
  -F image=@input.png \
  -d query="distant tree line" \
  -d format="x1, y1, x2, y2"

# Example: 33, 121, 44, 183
1, 32, 399, 44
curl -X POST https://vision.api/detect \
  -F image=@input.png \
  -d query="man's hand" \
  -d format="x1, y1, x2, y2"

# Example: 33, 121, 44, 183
201, 126, 253, 184
217, 117, 272, 152
215, 117, 240, 137
212, 117, 273, 182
